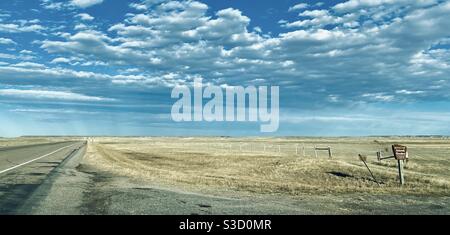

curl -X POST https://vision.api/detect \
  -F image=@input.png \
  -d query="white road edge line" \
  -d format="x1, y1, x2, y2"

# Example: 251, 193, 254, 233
0, 143, 79, 175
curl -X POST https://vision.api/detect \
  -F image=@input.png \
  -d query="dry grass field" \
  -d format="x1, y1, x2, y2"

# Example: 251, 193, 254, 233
2, 136, 449, 214
82, 137, 450, 198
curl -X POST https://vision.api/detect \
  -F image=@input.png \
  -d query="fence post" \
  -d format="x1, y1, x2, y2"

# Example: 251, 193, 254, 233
328, 146, 332, 158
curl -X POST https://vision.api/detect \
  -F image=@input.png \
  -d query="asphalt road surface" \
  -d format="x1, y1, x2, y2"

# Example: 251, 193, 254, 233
0, 141, 86, 214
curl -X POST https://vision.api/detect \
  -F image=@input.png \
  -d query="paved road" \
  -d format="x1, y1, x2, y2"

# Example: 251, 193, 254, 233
0, 141, 85, 214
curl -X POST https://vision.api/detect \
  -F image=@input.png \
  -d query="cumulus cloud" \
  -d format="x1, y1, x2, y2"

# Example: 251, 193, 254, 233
0, 52, 35, 61
0, 37, 16, 45
71, 0, 104, 8
10, 108, 99, 115
362, 93, 395, 102
40, 2, 270, 85
281, 9, 353, 28
50, 57, 71, 64
0, 23, 46, 33
288, 3, 309, 12
12, 62, 47, 69
396, 90, 425, 95
0, 0, 448, 117
0, 62, 171, 88
75, 13, 95, 21
333, 0, 438, 12
129, 2, 148, 11
0, 89, 115, 102
33, 0, 450, 108
41, 0, 104, 10
2, 0, 450, 135
41, 0, 65, 10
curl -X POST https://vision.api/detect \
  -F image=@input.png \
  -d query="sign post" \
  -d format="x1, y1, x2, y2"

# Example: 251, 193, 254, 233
392, 145, 408, 185
397, 159, 404, 185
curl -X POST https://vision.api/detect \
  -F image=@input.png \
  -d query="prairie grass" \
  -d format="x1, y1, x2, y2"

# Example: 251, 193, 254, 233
82, 137, 450, 197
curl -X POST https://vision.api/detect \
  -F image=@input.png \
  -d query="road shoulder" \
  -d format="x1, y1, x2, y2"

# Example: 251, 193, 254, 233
17, 144, 91, 215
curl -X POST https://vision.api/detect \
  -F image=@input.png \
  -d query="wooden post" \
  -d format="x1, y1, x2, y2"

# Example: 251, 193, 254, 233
359, 154, 380, 186
328, 146, 332, 158
278, 145, 281, 153
302, 144, 305, 157
398, 160, 405, 185
295, 144, 298, 155
314, 145, 318, 158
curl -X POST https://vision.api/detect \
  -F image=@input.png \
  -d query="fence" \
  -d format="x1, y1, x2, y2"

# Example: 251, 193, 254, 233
205, 142, 333, 157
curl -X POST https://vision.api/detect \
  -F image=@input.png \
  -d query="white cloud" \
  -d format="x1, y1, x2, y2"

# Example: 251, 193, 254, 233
0, 52, 35, 61
71, 0, 104, 8
12, 62, 47, 69
362, 93, 395, 102
76, 13, 94, 21
253, 26, 262, 33
0, 13, 11, 18
288, 3, 309, 12
0, 23, 46, 33
334, 0, 438, 12
41, 0, 65, 10
0, 53, 16, 60
0, 63, 170, 87
396, 90, 425, 95
31, 0, 450, 107
20, 50, 34, 54
282, 9, 351, 28
41, 0, 104, 10
3, 0, 450, 136
129, 2, 148, 11
50, 57, 71, 64
0, 89, 115, 102
10, 108, 99, 115
74, 23, 89, 30
0, 37, 16, 45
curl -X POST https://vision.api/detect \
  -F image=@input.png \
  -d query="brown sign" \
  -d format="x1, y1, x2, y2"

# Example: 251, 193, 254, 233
392, 144, 408, 160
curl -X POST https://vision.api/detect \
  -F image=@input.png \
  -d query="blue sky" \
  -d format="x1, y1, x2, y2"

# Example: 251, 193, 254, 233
1, 0, 450, 137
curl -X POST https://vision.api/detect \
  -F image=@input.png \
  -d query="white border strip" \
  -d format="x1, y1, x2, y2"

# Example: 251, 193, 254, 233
0, 143, 78, 175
